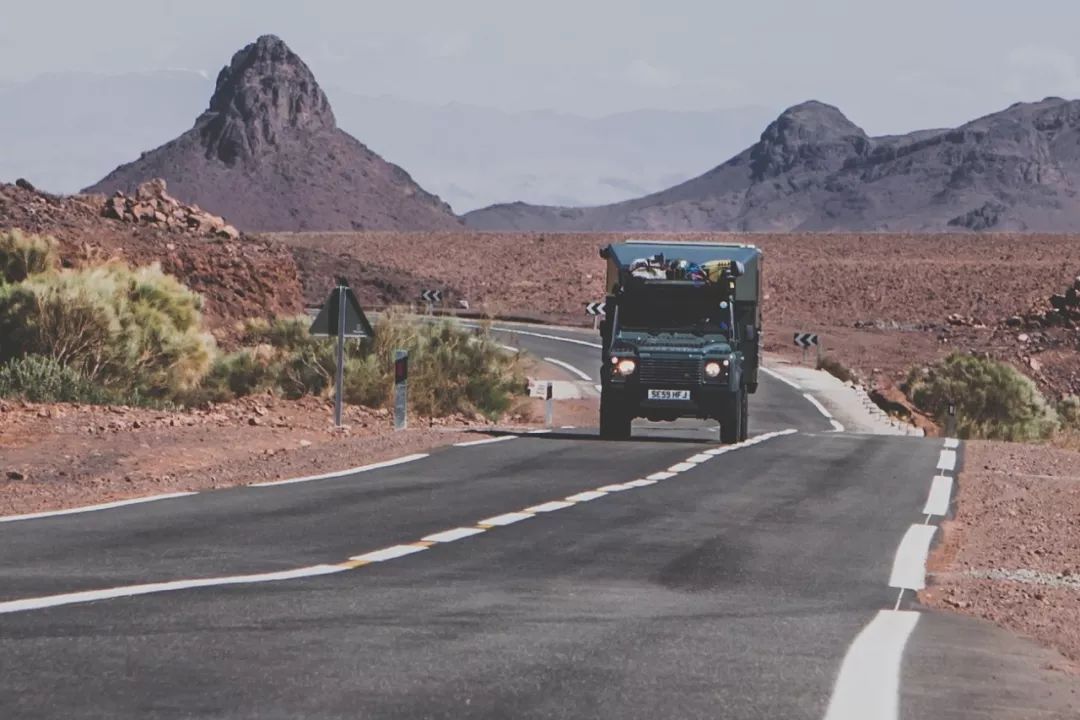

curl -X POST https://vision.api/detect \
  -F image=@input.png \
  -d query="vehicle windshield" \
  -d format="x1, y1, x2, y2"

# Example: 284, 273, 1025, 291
618, 292, 732, 335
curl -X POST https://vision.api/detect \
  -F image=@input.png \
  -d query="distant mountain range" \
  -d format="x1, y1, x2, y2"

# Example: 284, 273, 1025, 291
0, 68, 774, 213
465, 98, 1080, 232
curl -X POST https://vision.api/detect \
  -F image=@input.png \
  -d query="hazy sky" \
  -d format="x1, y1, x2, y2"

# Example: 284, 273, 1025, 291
7, 0, 1080, 133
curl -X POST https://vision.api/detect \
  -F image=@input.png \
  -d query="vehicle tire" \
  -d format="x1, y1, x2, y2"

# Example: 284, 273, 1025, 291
719, 390, 743, 445
739, 388, 749, 441
599, 390, 632, 440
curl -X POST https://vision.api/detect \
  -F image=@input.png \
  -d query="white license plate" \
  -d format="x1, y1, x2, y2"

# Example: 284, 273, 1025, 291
647, 389, 691, 401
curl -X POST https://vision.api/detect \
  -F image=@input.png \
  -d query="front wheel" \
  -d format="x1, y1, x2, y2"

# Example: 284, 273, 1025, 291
719, 390, 744, 445
599, 390, 632, 440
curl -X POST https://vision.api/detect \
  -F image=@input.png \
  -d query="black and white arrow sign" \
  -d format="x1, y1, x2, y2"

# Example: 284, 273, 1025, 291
585, 301, 606, 316
421, 289, 442, 303
793, 332, 819, 348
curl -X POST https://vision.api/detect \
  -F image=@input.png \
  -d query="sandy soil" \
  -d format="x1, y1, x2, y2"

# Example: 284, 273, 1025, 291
922, 440, 1080, 669
270, 231, 1080, 397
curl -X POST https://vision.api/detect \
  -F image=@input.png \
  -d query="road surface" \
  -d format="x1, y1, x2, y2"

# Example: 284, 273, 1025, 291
0, 324, 1071, 719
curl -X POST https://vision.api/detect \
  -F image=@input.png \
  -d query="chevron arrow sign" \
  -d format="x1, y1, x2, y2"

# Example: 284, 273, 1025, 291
793, 332, 819, 348
585, 301, 606, 316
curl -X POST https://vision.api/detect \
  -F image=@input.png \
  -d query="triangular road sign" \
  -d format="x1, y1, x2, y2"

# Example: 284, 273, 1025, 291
310, 284, 375, 338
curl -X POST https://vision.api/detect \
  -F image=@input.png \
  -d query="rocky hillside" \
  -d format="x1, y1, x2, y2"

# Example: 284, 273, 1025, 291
84, 35, 460, 232
0, 179, 304, 334
465, 98, 1080, 232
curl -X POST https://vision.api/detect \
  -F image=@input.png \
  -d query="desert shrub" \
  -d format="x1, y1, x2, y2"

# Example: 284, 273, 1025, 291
817, 355, 854, 384
0, 355, 117, 404
1058, 395, 1080, 430
0, 262, 213, 400
197, 348, 281, 403
242, 316, 311, 350
0, 230, 57, 284
906, 353, 1058, 441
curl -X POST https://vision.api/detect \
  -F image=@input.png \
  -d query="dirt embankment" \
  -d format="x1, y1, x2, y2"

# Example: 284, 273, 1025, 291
272, 231, 1080, 397
0, 396, 537, 517
0, 180, 305, 338
922, 440, 1080, 668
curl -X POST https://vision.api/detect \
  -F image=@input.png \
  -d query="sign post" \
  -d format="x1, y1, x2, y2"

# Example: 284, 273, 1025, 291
586, 301, 607, 330
793, 333, 820, 366
310, 278, 375, 428
334, 281, 347, 427
394, 350, 408, 430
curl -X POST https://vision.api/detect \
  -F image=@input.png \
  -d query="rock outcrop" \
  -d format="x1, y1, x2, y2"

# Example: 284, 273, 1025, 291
84, 35, 460, 232
102, 179, 239, 240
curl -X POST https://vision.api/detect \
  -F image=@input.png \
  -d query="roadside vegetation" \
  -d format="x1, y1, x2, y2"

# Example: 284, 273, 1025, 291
906, 353, 1058, 441
0, 230, 524, 418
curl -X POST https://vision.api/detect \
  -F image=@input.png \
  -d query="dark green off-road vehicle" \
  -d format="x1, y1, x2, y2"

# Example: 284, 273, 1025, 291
597, 241, 763, 443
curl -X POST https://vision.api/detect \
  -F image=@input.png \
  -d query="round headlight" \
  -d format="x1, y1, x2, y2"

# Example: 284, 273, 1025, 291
616, 358, 637, 376
704, 360, 723, 378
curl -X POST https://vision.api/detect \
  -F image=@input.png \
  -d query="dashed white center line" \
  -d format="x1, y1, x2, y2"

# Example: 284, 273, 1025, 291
422, 527, 486, 543
686, 453, 712, 463
523, 501, 575, 513
565, 491, 607, 503
667, 462, 696, 473
936, 449, 957, 472
624, 479, 658, 488
595, 484, 633, 493
477, 511, 534, 527
647, 471, 677, 481
943, 437, 959, 449
888, 524, 937, 591
350, 545, 429, 563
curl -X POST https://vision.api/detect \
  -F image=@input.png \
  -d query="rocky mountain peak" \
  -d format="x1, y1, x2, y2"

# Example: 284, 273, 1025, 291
200, 34, 335, 164
750, 100, 870, 180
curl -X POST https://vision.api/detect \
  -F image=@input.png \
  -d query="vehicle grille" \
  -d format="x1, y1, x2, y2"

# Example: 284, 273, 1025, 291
639, 356, 702, 385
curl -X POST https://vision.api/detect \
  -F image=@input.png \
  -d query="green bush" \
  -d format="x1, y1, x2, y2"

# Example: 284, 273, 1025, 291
199, 311, 524, 419
907, 353, 1058, 441
0, 355, 117, 404
0, 262, 213, 400
1058, 395, 1080, 430
0, 230, 57, 284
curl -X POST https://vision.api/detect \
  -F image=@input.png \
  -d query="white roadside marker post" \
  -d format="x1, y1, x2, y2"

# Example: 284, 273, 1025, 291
545, 382, 554, 427
394, 350, 408, 430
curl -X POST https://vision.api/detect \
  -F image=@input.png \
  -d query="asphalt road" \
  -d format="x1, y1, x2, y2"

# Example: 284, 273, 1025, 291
0, 324, 1070, 718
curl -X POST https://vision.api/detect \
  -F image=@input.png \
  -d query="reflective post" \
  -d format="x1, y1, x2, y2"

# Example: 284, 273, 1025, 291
394, 350, 408, 430
545, 381, 554, 427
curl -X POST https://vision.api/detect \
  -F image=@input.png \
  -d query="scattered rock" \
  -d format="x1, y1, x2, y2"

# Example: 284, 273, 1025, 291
6, 470, 26, 481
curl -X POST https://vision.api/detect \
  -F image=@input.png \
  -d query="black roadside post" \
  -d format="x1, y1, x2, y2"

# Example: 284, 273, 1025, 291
545, 381, 554, 427
394, 350, 408, 430
946, 400, 957, 437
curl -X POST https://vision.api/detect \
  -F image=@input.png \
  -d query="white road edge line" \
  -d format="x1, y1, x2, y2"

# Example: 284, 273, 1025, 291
822, 610, 920, 720
803, 392, 834, 419
760, 366, 803, 391
250, 453, 429, 488
923, 475, 954, 517
830, 419, 846, 433
0, 492, 198, 524
943, 437, 959, 449
453, 436, 518, 448
888, 524, 937, 590
936, 449, 957, 472
480, 326, 602, 349
0, 564, 347, 615
542, 357, 593, 382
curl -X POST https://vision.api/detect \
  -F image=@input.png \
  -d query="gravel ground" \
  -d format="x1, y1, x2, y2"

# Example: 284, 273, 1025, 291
921, 439, 1080, 669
